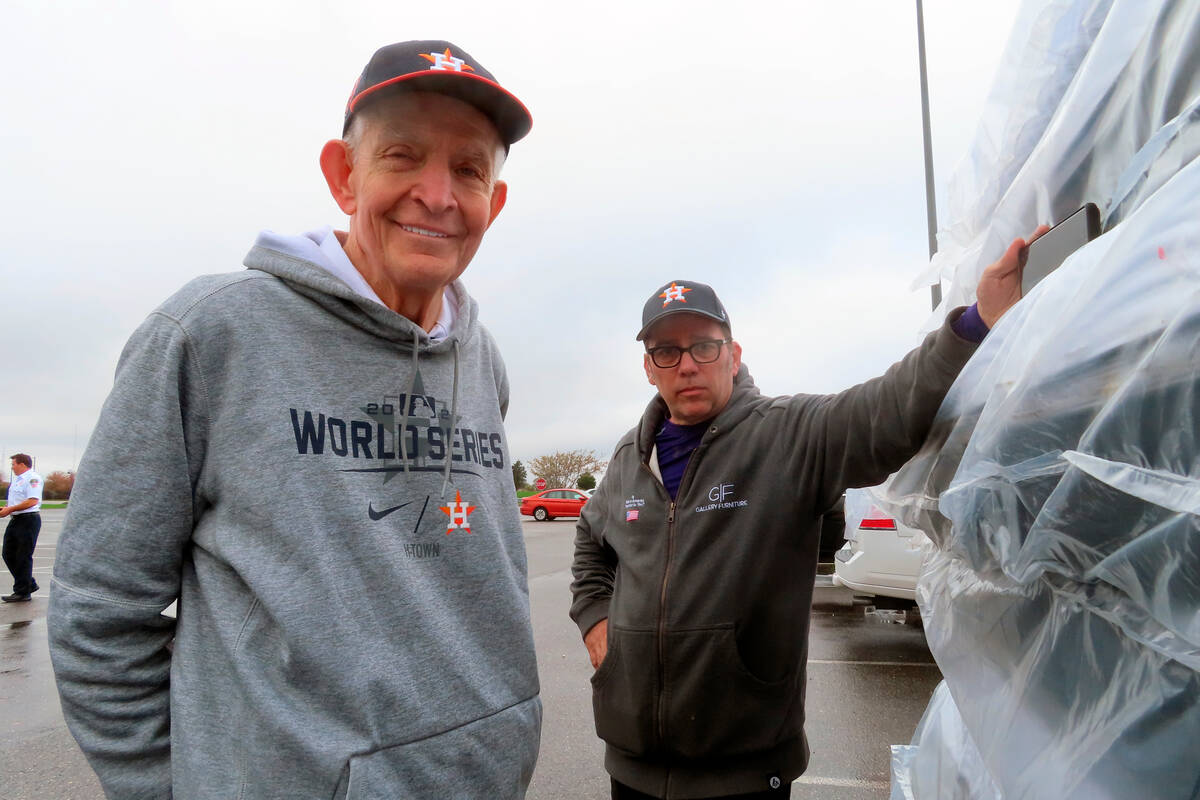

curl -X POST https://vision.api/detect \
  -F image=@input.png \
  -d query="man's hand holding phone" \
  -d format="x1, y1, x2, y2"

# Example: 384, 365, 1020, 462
977, 224, 1051, 328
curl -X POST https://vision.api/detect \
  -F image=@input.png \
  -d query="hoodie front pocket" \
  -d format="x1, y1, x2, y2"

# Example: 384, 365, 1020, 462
336, 696, 541, 800
590, 625, 658, 756
662, 624, 794, 759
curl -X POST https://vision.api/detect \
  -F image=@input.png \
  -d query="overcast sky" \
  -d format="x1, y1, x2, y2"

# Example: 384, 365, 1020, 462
3, 0, 1022, 478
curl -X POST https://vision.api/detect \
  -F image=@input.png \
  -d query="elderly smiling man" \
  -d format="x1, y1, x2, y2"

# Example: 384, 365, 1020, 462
571, 235, 1040, 799
49, 41, 540, 799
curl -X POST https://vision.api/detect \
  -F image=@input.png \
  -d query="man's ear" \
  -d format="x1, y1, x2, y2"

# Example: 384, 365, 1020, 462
730, 341, 742, 376
320, 139, 357, 216
644, 353, 656, 386
487, 180, 508, 227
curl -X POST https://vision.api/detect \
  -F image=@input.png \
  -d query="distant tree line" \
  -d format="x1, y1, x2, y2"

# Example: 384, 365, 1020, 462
528, 449, 607, 490
44, 471, 75, 500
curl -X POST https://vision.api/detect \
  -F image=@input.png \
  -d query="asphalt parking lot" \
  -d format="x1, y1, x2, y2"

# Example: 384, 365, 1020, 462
0, 510, 940, 800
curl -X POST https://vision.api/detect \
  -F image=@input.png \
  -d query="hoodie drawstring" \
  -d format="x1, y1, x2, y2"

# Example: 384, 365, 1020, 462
398, 334, 420, 473
397, 331, 460, 499
440, 340, 460, 499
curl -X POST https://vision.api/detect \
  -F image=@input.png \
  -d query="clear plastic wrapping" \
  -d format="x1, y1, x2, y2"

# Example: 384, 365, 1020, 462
884, 1, 1200, 796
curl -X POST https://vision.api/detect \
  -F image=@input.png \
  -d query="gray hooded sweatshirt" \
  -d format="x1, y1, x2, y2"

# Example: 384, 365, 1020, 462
48, 231, 541, 799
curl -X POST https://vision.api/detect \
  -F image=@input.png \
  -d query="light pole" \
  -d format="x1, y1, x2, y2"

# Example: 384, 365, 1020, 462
916, 0, 942, 310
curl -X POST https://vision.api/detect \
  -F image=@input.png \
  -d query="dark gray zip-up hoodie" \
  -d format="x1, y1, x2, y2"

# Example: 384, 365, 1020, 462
48, 234, 541, 799
570, 315, 976, 799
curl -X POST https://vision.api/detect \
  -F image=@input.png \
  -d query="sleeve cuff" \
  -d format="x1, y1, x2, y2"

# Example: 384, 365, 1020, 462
950, 303, 990, 343
573, 600, 611, 641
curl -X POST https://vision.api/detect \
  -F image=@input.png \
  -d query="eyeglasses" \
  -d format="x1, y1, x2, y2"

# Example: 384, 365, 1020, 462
645, 339, 732, 369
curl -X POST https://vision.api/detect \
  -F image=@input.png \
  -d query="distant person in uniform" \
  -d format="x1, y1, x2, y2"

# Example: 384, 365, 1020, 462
571, 229, 1042, 799
48, 40, 541, 799
2, 453, 43, 602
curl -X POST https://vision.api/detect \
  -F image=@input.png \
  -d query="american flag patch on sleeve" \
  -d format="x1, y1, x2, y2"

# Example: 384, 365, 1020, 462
626, 510, 639, 522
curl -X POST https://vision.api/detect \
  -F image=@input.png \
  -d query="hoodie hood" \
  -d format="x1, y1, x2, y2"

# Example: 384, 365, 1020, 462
636, 364, 761, 458
245, 228, 477, 353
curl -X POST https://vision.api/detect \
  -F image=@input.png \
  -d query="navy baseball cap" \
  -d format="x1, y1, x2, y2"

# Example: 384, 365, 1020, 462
343, 40, 532, 147
637, 280, 731, 341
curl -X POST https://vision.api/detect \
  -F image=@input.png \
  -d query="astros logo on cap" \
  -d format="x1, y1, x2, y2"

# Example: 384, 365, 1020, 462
660, 282, 691, 307
421, 48, 476, 73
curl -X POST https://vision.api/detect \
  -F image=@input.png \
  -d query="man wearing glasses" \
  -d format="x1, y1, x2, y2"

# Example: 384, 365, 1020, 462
571, 255, 1030, 798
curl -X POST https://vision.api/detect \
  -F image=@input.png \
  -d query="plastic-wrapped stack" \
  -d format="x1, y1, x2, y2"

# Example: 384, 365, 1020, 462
882, 1, 1200, 797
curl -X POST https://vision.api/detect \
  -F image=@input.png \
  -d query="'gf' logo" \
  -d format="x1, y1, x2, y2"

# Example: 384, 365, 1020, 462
708, 483, 734, 502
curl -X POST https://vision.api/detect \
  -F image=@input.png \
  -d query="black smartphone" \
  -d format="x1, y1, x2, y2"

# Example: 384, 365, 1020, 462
1021, 203, 1101, 295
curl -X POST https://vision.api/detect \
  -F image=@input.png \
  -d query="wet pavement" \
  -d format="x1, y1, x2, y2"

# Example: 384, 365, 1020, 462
0, 509, 102, 800
0, 511, 940, 799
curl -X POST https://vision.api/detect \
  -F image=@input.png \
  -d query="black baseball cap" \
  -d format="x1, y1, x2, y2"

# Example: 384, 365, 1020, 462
636, 280, 731, 341
343, 40, 532, 147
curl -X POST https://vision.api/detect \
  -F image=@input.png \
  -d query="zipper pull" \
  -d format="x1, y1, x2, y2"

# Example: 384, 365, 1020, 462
668, 502, 675, 524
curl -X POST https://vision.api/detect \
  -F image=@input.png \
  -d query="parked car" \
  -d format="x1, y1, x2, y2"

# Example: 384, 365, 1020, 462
832, 501, 926, 608
519, 488, 589, 521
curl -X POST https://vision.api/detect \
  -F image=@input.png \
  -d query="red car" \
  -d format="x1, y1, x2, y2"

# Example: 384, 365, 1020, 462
519, 488, 589, 521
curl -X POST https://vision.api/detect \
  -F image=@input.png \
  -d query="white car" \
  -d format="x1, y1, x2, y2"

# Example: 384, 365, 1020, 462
832, 499, 927, 604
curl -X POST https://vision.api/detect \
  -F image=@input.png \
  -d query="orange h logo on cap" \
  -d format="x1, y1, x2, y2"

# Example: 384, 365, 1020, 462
421, 48, 476, 73
659, 282, 691, 307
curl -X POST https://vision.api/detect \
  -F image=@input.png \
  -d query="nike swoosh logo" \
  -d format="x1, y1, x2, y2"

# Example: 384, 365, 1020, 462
368, 500, 414, 521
